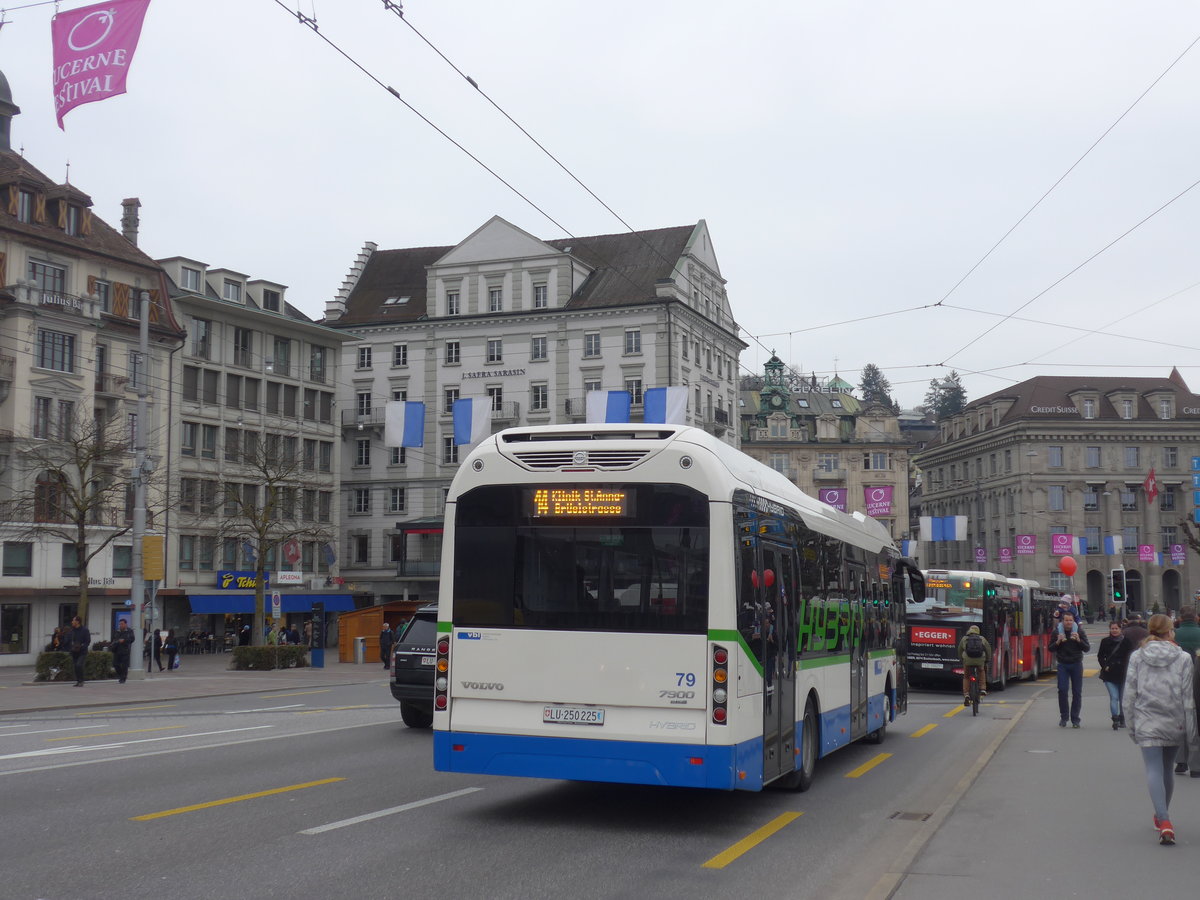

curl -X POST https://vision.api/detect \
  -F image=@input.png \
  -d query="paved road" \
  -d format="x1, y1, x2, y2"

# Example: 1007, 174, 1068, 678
2, 625, 1189, 899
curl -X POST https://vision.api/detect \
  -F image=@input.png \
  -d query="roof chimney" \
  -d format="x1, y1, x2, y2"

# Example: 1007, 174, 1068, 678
120, 197, 141, 246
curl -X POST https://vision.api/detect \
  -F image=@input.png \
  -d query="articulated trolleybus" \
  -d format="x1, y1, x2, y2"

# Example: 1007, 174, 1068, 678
432, 424, 924, 792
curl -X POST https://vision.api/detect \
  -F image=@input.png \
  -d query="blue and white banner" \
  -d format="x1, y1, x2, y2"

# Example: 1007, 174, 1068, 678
586, 390, 631, 424
642, 386, 688, 425
384, 401, 425, 448
900, 540, 919, 557
919, 515, 967, 542
1103, 534, 1124, 555
452, 397, 492, 446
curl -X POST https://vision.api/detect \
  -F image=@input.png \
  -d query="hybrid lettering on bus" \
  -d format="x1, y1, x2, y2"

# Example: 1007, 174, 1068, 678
432, 424, 924, 792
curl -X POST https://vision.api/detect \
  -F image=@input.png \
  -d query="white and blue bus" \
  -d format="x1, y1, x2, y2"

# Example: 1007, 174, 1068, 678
432, 424, 923, 791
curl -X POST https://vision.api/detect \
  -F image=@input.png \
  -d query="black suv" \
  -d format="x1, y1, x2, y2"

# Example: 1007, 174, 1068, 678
390, 606, 437, 728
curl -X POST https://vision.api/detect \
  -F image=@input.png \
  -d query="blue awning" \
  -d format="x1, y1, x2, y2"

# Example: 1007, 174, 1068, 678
187, 594, 357, 614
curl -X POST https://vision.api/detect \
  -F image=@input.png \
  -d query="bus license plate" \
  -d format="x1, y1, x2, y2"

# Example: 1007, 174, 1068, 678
921, 663, 943, 670
420, 656, 435, 666
543, 705, 605, 726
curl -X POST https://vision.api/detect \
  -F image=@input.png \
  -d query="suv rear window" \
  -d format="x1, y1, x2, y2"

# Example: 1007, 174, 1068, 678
397, 614, 437, 646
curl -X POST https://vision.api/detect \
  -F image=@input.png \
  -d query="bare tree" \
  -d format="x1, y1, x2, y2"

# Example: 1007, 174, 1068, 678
211, 431, 334, 646
0, 413, 163, 622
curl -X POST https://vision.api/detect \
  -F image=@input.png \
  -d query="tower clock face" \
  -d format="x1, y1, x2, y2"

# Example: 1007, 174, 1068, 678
770, 395, 783, 408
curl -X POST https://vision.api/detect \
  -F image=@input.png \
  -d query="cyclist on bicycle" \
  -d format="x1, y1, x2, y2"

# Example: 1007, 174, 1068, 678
957, 624, 993, 707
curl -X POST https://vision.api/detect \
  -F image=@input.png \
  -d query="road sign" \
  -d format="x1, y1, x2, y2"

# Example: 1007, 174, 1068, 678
271, 590, 281, 618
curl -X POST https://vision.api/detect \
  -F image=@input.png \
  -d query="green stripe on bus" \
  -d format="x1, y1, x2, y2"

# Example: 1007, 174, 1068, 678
868, 649, 895, 660
708, 629, 763, 678
437, 622, 452, 633
799, 655, 852, 670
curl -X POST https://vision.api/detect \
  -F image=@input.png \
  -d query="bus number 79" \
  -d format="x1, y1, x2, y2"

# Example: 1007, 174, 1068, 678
675, 672, 696, 687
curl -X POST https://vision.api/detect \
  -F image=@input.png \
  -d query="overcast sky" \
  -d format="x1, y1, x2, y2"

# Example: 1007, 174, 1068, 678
4, 0, 1200, 408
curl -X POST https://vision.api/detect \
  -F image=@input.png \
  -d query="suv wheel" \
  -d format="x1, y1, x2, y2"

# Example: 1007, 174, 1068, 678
400, 701, 433, 729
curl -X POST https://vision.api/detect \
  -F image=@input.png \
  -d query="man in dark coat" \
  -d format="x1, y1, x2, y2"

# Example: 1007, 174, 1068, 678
380, 622, 394, 669
1048, 612, 1090, 727
111, 618, 135, 683
66, 615, 91, 686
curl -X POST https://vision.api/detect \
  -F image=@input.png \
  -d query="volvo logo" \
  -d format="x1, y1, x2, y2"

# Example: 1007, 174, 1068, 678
461, 681, 504, 691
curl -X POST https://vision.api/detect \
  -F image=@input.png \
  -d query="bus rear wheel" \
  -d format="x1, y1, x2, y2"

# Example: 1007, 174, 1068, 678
796, 698, 817, 791
993, 659, 1007, 692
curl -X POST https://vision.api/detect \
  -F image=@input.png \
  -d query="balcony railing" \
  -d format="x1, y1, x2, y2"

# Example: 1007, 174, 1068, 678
492, 400, 520, 422
342, 408, 385, 428
94, 372, 129, 396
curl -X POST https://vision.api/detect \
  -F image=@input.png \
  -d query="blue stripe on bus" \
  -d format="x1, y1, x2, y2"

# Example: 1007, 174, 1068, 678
434, 731, 764, 791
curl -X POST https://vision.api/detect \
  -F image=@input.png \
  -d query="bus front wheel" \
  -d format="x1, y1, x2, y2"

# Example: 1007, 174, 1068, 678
866, 688, 889, 745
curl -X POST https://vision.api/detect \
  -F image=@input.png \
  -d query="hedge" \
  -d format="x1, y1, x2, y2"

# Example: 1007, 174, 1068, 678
35, 650, 116, 682
230, 646, 309, 671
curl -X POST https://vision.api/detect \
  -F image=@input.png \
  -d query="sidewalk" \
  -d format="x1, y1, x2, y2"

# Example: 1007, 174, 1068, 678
886, 627, 1195, 898
0, 650, 390, 715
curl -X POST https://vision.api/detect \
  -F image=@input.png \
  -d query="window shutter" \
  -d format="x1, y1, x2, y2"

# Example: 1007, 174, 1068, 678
112, 281, 130, 317
6, 186, 16, 216
81, 209, 92, 235
56, 199, 67, 229
33, 194, 47, 224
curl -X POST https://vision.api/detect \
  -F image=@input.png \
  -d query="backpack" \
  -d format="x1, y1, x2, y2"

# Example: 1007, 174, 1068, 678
964, 633, 985, 659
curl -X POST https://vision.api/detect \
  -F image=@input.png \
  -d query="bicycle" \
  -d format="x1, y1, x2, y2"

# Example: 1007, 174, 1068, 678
967, 667, 981, 716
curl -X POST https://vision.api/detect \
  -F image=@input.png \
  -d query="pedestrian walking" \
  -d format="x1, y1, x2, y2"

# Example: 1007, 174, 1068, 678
380, 622, 395, 669
1048, 611, 1090, 727
1124, 613, 1198, 845
66, 615, 90, 686
163, 629, 179, 671
110, 618, 136, 684
152, 629, 165, 671
1098, 621, 1132, 729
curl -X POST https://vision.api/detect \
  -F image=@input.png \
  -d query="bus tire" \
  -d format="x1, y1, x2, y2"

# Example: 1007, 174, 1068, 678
400, 702, 433, 729
866, 687, 889, 745
994, 660, 1007, 692
790, 698, 818, 792
1030, 656, 1040, 681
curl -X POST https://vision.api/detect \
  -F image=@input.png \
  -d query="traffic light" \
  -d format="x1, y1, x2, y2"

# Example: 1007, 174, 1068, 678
1110, 568, 1126, 602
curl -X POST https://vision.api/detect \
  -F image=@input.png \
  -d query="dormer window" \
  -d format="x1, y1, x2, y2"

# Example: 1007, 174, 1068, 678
384, 296, 409, 306
64, 205, 81, 236
223, 279, 242, 303
796, 398, 809, 408
831, 399, 842, 408
1082, 398, 1096, 419
262, 289, 281, 312
16, 190, 33, 223
180, 267, 201, 291
1121, 399, 1133, 419
1159, 398, 1173, 419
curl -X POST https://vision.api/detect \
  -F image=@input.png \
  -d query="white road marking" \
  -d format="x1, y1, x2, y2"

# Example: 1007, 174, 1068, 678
0, 726, 272, 760
0, 725, 98, 736
299, 787, 484, 835
0, 719, 393, 776
227, 705, 306, 713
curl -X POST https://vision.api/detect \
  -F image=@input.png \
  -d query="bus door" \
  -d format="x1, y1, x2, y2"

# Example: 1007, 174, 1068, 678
759, 542, 797, 785
849, 577, 867, 738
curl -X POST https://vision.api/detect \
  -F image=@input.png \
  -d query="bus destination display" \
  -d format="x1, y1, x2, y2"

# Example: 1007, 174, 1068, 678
527, 487, 633, 518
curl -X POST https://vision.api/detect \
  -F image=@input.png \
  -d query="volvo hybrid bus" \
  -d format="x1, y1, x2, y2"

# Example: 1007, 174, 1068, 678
431, 424, 924, 792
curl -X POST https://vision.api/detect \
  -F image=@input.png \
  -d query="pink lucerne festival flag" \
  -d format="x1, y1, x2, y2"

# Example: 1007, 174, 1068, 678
51, 0, 152, 129
864, 486, 893, 517
818, 488, 846, 512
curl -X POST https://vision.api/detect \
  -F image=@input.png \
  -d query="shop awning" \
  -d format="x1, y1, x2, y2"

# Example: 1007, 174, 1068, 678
187, 594, 358, 614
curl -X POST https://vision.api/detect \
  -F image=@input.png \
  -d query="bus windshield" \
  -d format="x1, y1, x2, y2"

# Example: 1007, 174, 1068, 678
452, 483, 709, 633
923, 573, 984, 610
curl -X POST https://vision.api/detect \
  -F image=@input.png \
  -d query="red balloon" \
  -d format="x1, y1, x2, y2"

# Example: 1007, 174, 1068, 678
750, 570, 759, 588
763, 569, 776, 588
1058, 556, 1077, 577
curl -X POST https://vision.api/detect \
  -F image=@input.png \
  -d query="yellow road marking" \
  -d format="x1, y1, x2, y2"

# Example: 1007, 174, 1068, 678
331, 705, 368, 710
1083, 668, 1098, 677
844, 752, 892, 778
911, 723, 937, 738
944, 704, 967, 718
701, 812, 802, 869
131, 778, 345, 821
77, 704, 176, 717
260, 690, 332, 699
47, 726, 183, 742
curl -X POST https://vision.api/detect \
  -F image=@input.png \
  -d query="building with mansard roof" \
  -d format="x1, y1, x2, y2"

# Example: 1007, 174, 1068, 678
0, 71, 186, 665
323, 216, 743, 607
738, 355, 915, 541
914, 369, 1200, 613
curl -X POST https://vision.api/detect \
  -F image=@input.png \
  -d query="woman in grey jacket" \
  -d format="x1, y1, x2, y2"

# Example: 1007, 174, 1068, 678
1124, 614, 1198, 845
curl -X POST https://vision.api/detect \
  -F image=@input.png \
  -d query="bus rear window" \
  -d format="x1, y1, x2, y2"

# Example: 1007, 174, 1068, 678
452, 484, 709, 634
